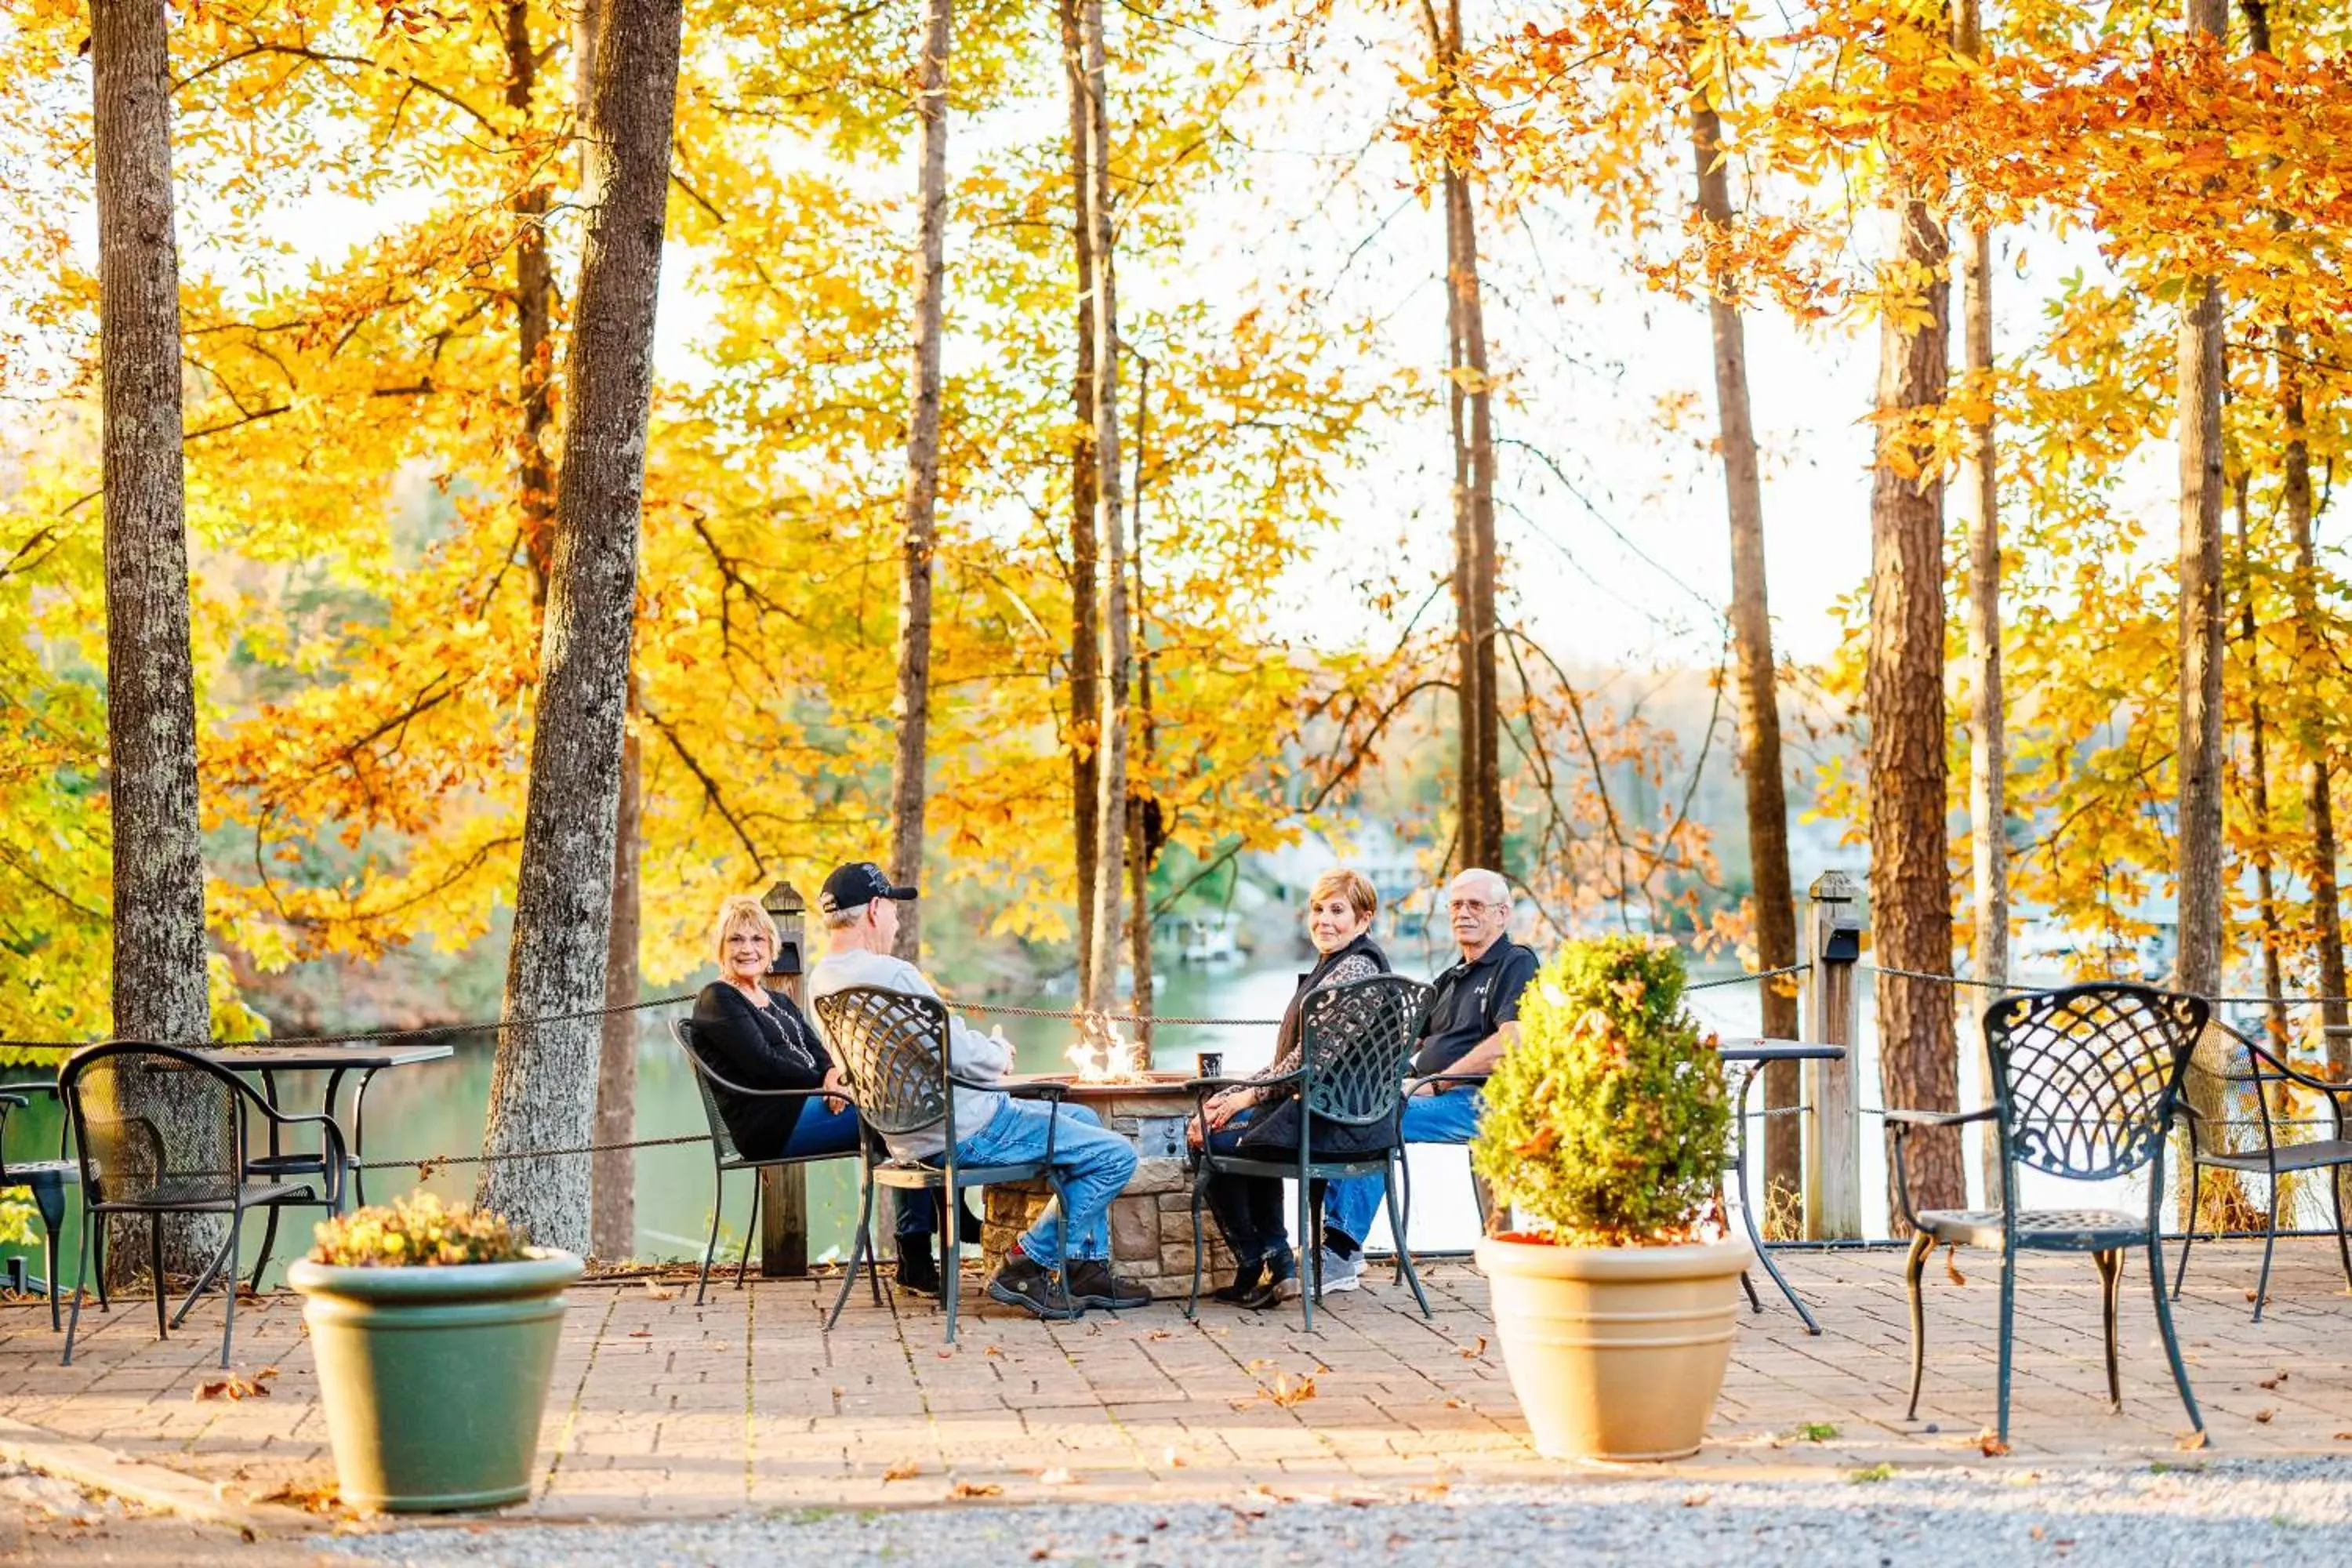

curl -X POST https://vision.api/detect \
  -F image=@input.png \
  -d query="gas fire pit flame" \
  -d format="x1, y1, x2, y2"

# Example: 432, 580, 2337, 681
1067, 1011, 1153, 1083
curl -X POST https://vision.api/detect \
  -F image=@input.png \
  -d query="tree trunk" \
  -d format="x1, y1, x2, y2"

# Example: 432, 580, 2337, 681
1058, 0, 1100, 1001
2172, 0, 2230, 1229
1432, 0, 1504, 875
1953, 0, 2009, 1209
1867, 176, 1962, 1225
1078, 0, 1129, 1015
2281, 336, 2349, 1066
93, 0, 218, 1276
507, 0, 557, 600
2234, 486, 2290, 1050
590, 685, 641, 1261
1690, 97, 1799, 1231
1128, 358, 1154, 1055
477, 0, 681, 1251
887, 0, 954, 963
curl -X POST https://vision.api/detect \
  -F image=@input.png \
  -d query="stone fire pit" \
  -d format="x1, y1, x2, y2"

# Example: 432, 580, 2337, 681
980, 1073, 1234, 1300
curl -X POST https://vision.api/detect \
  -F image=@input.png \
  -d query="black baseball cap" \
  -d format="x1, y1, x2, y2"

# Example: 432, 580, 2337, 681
818, 861, 919, 915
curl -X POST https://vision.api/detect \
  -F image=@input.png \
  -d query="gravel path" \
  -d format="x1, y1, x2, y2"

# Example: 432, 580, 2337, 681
326, 1457, 2352, 1566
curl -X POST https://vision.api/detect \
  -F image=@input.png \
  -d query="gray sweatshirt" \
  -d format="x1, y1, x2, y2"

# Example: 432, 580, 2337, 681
808, 946, 1009, 1160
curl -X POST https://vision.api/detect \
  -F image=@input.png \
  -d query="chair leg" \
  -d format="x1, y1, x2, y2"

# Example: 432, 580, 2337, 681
219, 1208, 246, 1368
1296, 1174, 1316, 1334
695, 1171, 727, 1308
944, 1185, 970, 1345
44, 1222, 63, 1334
247, 1205, 281, 1295
1995, 1243, 2018, 1448
1740, 1271, 1763, 1314
1903, 1231, 1932, 1421
60, 1221, 92, 1366
148, 1218, 169, 1341
736, 1181, 761, 1290
2147, 1237, 2203, 1436
1392, 1155, 1412, 1286
2333, 1169, 2352, 1294
92, 1216, 109, 1312
2171, 1164, 2202, 1301
2095, 1249, 2123, 1410
2252, 1176, 2282, 1323
1381, 1154, 1431, 1319
826, 1168, 878, 1330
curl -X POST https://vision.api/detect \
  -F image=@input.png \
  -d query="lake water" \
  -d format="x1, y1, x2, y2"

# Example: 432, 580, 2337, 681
0, 956, 2207, 1292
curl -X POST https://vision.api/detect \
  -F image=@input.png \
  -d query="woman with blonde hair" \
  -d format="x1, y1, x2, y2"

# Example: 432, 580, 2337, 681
688, 895, 951, 1293
1189, 867, 1388, 1308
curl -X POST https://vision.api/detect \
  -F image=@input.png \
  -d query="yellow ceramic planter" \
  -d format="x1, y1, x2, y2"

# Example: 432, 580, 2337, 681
1475, 1233, 1752, 1461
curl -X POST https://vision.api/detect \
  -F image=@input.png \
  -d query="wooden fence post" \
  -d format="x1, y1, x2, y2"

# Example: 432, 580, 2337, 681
1803, 869, 1864, 1241
760, 935, 811, 1279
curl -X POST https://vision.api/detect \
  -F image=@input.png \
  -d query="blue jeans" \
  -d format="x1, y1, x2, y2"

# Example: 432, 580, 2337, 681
783, 1102, 937, 1240
953, 1099, 1136, 1269
1325, 1088, 1484, 1247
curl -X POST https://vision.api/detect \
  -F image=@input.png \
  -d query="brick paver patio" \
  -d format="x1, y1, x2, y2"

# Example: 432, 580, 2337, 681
4, 1240, 2351, 1523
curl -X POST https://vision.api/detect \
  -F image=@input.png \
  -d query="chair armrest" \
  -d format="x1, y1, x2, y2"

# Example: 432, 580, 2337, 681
1882, 1107, 1995, 1128
953, 1072, 1044, 1098
688, 1054, 844, 1103
1184, 1069, 1304, 1093
0, 1082, 58, 1099
256, 1111, 351, 1208
1417, 1073, 1488, 1091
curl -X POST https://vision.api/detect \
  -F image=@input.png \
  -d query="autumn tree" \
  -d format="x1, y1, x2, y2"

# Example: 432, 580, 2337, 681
477, 0, 683, 1248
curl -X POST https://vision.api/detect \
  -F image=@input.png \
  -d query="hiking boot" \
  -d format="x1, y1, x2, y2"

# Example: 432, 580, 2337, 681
1317, 1246, 1364, 1294
985, 1251, 1080, 1321
895, 1245, 942, 1298
1213, 1254, 1269, 1305
1237, 1247, 1300, 1310
1067, 1258, 1152, 1311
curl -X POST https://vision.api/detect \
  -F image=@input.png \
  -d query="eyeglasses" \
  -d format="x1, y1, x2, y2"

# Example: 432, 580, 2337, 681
1447, 899, 1504, 916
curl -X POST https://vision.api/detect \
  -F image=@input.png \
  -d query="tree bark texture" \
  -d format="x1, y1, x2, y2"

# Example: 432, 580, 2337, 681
1690, 98, 1799, 1229
1078, 0, 1130, 1014
93, 0, 220, 1276
1953, 0, 2010, 1208
507, 0, 557, 600
477, 0, 681, 1251
1867, 184, 1963, 1224
590, 690, 641, 1261
887, 0, 953, 963
1058, 0, 1101, 1001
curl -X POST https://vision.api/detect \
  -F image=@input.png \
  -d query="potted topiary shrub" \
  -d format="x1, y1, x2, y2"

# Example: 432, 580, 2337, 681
1471, 936, 1750, 1461
286, 1192, 583, 1512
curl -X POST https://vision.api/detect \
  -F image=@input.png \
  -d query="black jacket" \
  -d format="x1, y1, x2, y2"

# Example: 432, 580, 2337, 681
691, 982, 834, 1160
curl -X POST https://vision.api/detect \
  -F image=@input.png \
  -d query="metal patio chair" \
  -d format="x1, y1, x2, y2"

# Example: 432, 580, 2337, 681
813, 986, 1070, 1344
0, 1076, 76, 1330
2172, 1017, 2352, 1321
1889, 983, 2207, 1446
58, 1040, 347, 1367
1185, 974, 1434, 1331
670, 1018, 866, 1306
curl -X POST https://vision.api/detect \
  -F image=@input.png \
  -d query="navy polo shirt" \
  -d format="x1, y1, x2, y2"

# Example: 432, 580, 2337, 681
1410, 938, 1540, 1078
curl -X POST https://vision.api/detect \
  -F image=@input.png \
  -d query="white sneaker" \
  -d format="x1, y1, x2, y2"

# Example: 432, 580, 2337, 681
1317, 1247, 1364, 1294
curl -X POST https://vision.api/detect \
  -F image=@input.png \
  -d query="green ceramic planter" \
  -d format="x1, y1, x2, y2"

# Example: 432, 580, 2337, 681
286, 1248, 583, 1512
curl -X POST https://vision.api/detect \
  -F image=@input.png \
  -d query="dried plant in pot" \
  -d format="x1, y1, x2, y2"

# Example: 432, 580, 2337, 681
1469, 937, 1750, 1461
285, 1192, 583, 1512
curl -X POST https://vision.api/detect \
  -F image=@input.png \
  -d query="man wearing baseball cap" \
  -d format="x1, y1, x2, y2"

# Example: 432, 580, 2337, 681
808, 862, 1150, 1320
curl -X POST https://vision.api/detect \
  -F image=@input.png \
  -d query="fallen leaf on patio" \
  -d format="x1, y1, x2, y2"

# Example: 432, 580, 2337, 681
1410, 1481, 1451, 1501
255, 1479, 343, 1514
948, 1481, 1003, 1499
1148, 1329, 1173, 1341
1443, 1398, 1465, 1409
2256, 1408, 2276, 1424
1038, 1466, 1074, 1486
1682, 1491, 1710, 1508
883, 1461, 920, 1483
2333, 1432, 2352, 1441
1457, 1335, 1486, 1359
2176, 1430, 2209, 1452
1161, 1446, 1185, 1468
626, 1328, 652, 1339
1265, 1373, 1316, 1407
2258, 1371, 2288, 1390
1979, 1432, 2010, 1457
642, 1280, 677, 1301
194, 1368, 277, 1402
983, 1345, 1003, 1357
1944, 1245, 1967, 1287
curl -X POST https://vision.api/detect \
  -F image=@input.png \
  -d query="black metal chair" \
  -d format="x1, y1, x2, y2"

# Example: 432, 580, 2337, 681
1889, 983, 2207, 1446
670, 1017, 865, 1306
814, 986, 1070, 1344
1185, 974, 1434, 1331
0, 1076, 77, 1329
58, 1040, 347, 1367
2172, 1017, 2352, 1321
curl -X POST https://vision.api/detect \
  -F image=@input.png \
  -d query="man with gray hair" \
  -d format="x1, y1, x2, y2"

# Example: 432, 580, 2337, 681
1319, 867, 1537, 1291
